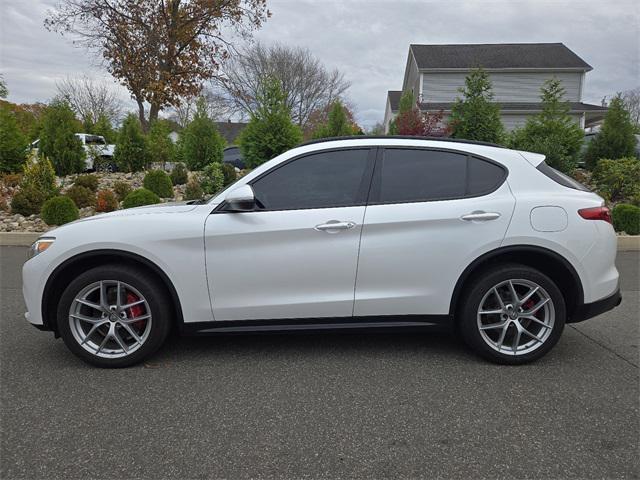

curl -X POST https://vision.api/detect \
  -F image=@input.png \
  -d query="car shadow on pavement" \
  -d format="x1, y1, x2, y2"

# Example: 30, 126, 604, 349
147, 330, 475, 367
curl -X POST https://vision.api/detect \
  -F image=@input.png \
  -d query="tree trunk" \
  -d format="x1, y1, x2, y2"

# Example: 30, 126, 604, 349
149, 103, 161, 127
136, 97, 148, 132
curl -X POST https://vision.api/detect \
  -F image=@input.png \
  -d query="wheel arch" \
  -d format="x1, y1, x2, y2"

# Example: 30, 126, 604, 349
42, 249, 184, 334
450, 245, 584, 322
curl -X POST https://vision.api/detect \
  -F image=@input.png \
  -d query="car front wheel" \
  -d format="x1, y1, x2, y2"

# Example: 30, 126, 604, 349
56, 265, 172, 367
459, 264, 566, 364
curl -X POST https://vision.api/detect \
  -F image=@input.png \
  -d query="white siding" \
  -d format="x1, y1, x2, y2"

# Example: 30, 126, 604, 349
501, 113, 583, 131
403, 54, 421, 99
422, 71, 583, 103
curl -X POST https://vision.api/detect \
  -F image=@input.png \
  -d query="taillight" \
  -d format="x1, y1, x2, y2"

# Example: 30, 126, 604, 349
578, 206, 612, 224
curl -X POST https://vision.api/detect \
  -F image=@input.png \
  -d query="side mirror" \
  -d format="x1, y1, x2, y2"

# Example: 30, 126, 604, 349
224, 185, 255, 212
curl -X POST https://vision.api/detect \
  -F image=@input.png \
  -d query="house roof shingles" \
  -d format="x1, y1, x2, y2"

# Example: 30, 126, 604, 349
409, 43, 592, 71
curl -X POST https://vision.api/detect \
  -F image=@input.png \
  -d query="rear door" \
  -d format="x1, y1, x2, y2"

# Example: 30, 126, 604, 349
354, 147, 515, 317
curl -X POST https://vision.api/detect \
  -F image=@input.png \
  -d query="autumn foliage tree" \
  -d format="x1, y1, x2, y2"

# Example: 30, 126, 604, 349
46, 0, 270, 130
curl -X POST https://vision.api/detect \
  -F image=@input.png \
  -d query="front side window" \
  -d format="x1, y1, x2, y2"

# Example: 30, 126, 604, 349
251, 149, 371, 210
375, 148, 506, 204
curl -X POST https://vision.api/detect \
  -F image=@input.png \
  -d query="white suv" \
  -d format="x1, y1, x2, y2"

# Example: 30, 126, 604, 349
22, 137, 621, 367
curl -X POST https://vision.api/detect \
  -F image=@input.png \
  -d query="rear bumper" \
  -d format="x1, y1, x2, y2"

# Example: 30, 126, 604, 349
569, 288, 622, 323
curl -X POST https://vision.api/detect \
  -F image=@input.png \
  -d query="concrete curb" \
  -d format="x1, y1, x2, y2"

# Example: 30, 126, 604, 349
1, 231, 639, 251
617, 235, 640, 252
0, 232, 43, 246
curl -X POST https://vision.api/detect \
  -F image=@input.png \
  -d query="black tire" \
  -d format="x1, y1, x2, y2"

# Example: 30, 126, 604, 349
458, 263, 566, 365
56, 264, 172, 368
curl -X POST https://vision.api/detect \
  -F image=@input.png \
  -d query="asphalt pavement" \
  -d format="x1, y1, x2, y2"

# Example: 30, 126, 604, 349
1, 246, 638, 479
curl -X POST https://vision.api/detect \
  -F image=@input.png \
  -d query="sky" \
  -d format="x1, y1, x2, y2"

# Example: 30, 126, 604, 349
1, 0, 638, 129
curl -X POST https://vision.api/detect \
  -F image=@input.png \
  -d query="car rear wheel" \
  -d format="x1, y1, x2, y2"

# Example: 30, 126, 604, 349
56, 265, 172, 367
459, 264, 566, 364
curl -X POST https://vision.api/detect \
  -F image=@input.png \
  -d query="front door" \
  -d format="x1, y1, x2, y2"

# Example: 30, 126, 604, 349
205, 148, 375, 321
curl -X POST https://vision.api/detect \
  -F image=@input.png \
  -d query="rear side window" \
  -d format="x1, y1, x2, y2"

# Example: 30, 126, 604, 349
537, 161, 590, 191
251, 149, 371, 210
374, 148, 506, 204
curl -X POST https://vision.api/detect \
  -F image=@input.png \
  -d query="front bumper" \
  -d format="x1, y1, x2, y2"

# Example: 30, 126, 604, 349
569, 288, 622, 323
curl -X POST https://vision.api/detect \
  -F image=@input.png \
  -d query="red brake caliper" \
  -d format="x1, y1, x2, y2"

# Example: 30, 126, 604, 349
126, 292, 146, 330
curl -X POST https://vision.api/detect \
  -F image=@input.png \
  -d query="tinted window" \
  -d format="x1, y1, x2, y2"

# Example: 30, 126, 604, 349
467, 157, 506, 194
537, 161, 590, 191
252, 149, 370, 210
378, 149, 467, 203
377, 149, 505, 203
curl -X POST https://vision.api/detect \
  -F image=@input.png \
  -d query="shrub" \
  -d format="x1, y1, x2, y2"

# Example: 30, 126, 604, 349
148, 119, 175, 168
21, 154, 58, 198
184, 178, 204, 200
114, 113, 149, 172
612, 204, 640, 235
38, 100, 85, 175
40, 196, 79, 225
65, 185, 95, 208
584, 96, 637, 170
74, 174, 99, 192
591, 157, 640, 203
0, 107, 28, 173
1, 173, 22, 188
312, 101, 359, 139
113, 181, 132, 202
143, 169, 174, 198
238, 78, 302, 168
177, 98, 224, 170
10, 186, 46, 216
222, 163, 237, 186
95, 189, 119, 213
171, 162, 188, 185
122, 188, 161, 209
199, 162, 224, 195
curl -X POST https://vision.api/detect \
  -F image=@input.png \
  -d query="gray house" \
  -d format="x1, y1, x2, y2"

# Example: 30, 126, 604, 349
383, 43, 608, 133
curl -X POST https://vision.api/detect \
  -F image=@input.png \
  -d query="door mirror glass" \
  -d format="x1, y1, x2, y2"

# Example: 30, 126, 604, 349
224, 185, 255, 212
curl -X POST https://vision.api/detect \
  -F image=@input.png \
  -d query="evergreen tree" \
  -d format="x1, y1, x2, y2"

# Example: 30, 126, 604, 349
0, 107, 28, 173
148, 119, 175, 169
177, 98, 224, 171
509, 78, 584, 173
114, 113, 149, 172
39, 100, 86, 175
388, 90, 415, 135
91, 114, 117, 144
312, 101, 358, 139
449, 68, 504, 143
238, 78, 302, 168
584, 95, 638, 169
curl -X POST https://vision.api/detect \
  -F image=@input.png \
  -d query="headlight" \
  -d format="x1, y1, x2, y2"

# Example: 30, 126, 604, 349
28, 237, 55, 259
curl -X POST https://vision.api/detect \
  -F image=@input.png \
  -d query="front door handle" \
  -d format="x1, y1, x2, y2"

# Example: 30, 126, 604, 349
315, 220, 356, 232
461, 211, 501, 221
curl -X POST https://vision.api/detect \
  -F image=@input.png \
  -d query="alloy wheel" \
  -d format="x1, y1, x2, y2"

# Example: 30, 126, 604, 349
476, 279, 555, 356
68, 280, 153, 359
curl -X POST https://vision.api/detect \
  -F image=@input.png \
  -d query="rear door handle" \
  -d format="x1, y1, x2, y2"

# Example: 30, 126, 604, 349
461, 211, 501, 221
315, 220, 356, 232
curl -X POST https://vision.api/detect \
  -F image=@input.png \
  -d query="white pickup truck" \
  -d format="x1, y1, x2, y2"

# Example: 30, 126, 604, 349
30, 134, 116, 171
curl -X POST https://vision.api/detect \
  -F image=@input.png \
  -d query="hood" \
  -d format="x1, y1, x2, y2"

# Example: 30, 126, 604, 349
71, 201, 200, 224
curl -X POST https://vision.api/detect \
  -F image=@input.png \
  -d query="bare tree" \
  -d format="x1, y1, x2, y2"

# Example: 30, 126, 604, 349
56, 75, 122, 125
167, 92, 235, 128
212, 42, 350, 128
620, 87, 640, 126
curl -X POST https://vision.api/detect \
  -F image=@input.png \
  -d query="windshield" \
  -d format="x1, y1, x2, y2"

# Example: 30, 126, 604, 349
85, 135, 106, 145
